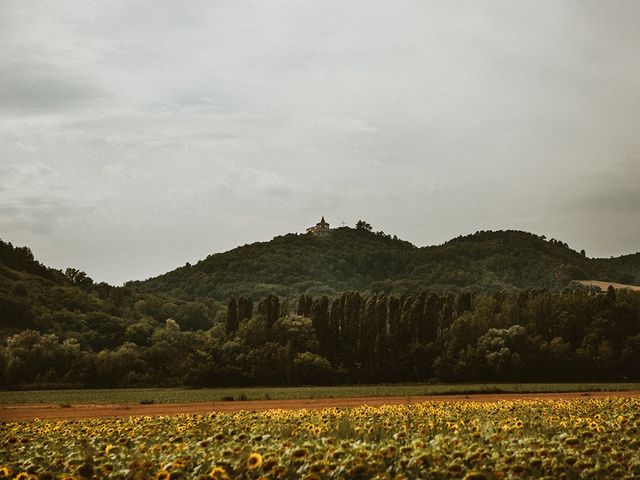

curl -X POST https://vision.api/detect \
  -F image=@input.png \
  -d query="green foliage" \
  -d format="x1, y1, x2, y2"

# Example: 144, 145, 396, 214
0, 239, 60, 281
291, 352, 335, 384
1, 382, 638, 404
130, 227, 415, 300
356, 219, 372, 231
2, 285, 640, 388
2, 230, 640, 389
64, 268, 94, 288
130, 229, 640, 301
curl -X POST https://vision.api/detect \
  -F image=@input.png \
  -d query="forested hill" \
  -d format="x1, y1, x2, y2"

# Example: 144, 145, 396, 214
2, 233, 640, 387
132, 228, 640, 300
130, 227, 415, 300
0, 239, 61, 282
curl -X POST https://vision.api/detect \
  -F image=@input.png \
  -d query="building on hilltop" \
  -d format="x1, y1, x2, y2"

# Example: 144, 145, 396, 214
306, 216, 331, 235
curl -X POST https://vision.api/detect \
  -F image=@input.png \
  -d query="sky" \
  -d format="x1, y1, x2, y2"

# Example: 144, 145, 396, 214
1, 1, 639, 285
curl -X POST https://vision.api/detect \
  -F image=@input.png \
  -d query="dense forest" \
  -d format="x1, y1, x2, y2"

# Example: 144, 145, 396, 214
1, 287, 640, 388
1, 229, 639, 388
0, 236, 640, 388
132, 227, 640, 300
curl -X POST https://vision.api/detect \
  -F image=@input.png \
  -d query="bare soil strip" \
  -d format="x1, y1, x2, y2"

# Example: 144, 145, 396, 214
576, 280, 640, 291
2, 391, 640, 421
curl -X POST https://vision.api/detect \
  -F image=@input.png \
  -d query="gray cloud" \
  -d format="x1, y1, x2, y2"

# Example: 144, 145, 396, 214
564, 161, 640, 217
0, 62, 106, 114
0, 0, 639, 284
0, 195, 96, 235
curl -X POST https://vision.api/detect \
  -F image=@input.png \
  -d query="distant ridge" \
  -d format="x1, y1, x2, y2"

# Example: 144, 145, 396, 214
128, 228, 640, 300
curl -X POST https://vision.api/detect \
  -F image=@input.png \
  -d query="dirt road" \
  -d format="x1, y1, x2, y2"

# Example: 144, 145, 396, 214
2, 390, 639, 421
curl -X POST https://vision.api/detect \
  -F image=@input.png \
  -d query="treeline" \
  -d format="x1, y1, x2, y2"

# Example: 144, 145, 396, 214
0, 240, 60, 281
2, 288, 639, 388
133, 228, 640, 301
133, 226, 415, 300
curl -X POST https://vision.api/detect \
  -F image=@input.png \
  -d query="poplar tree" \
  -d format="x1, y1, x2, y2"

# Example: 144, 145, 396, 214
226, 296, 238, 336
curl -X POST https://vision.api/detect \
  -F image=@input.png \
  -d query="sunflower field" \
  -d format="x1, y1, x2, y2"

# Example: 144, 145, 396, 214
2, 398, 640, 479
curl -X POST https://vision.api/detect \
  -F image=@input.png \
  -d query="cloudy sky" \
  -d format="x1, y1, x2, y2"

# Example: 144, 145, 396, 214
1, 1, 639, 285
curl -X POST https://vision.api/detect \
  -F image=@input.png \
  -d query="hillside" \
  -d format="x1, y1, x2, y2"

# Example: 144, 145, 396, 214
132, 227, 416, 300
2, 233, 640, 388
132, 228, 640, 300
0, 238, 222, 351
386, 230, 639, 293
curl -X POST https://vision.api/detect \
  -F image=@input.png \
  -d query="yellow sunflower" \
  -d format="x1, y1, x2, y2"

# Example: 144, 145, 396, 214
247, 453, 263, 470
156, 469, 171, 480
291, 448, 308, 459
209, 466, 229, 480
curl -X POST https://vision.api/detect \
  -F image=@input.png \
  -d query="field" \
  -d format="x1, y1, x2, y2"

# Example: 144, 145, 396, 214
2, 383, 639, 405
576, 280, 640, 292
2, 397, 640, 479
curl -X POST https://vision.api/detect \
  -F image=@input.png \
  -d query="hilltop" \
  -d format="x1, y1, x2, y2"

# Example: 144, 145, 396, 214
130, 227, 415, 300
131, 227, 640, 300
3, 228, 639, 308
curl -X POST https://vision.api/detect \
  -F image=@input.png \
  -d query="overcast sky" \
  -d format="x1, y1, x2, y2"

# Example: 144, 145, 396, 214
1, 1, 639, 285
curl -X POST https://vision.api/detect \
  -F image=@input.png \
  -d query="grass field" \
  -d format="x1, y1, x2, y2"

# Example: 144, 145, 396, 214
3, 397, 639, 479
1, 383, 639, 405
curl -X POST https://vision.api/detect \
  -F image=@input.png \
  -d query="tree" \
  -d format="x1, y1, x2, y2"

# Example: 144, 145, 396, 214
309, 296, 330, 355
356, 220, 372, 231
272, 314, 319, 353
2, 330, 88, 386
237, 316, 269, 348
226, 296, 238, 336
0, 294, 33, 328
237, 297, 253, 322
64, 268, 94, 288
291, 352, 335, 385
176, 301, 212, 331
257, 294, 280, 328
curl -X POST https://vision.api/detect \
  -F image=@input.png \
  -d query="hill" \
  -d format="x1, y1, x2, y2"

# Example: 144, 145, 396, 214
0, 238, 221, 351
131, 228, 640, 300
131, 227, 416, 300
2, 233, 640, 388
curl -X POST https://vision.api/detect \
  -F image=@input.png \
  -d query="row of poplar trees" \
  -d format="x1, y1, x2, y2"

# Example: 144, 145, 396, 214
227, 291, 473, 382
226, 287, 640, 383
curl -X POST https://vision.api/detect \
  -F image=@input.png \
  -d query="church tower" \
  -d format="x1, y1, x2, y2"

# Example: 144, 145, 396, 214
306, 216, 331, 234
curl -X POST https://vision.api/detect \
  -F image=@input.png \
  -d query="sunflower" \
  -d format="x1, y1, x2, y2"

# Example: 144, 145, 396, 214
302, 475, 321, 480
272, 466, 288, 479
170, 459, 187, 470
463, 472, 488, 480
348, 464, 370, 478
305, 462, 325, 474
261, 459, 278, 473
209, 466, 228, 480
247, 453, 263, 470
156, 469, 171, 480
291, 448, 308, 459
13, 473, 29, 480
0, 468, 11, 478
